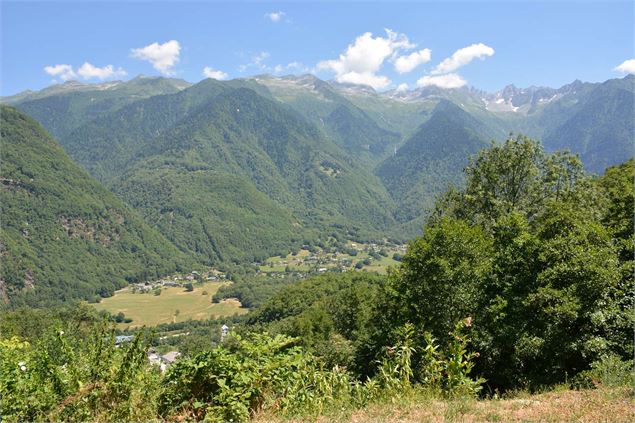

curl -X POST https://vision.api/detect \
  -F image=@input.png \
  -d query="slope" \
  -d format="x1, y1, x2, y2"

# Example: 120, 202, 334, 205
5, 76, 191, 140
376, 100, 491, 226
60, 83, 397, 263
542, 75, 635, 173
0, 106, 190, 308
253, 75, 401, 160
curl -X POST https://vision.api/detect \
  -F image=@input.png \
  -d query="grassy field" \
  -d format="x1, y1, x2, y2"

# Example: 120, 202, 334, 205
256, 387, 635, 422
93, 281, 247, 328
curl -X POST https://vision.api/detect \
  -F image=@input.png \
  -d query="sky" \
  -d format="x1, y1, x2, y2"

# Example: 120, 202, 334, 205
1, 1, 634, 96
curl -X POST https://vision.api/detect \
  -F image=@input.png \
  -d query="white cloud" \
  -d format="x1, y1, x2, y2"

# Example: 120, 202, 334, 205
44, 64, 76, 81
395, 83, 409, 92
77, 62, 126, 80
317, 29, 415, 90
394, 48, 431, 74
131, 40, 181, 75
253, 51, 270, 67
432, 43, 494, 75
416, 73, 466, 89
265, 11, 285, 23
614, 59, 635, 74
202, 67, 228, 80
273, 61, 310, 74
239, 51, 271, 72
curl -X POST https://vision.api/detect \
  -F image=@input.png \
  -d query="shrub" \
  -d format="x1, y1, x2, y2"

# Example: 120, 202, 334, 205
0, 325, 159, 422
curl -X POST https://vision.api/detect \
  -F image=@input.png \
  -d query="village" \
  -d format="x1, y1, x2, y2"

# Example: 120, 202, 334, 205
129, 269, 228, 294
257, 240, 407, 276
127, 240, 408, 292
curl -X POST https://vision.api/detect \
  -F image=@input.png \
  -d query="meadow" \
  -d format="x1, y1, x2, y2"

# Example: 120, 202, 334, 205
93, 281, 247, 328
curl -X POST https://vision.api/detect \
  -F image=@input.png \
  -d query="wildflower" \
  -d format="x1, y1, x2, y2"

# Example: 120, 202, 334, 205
465, 317, 473, 327
18, 361, 26, 371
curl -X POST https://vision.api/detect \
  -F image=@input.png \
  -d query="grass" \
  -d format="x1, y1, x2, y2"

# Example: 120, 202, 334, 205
93, 281, 247, 328
255, 387, 635, 422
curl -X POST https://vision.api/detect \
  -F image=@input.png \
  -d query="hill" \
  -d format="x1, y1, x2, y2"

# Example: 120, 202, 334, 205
0, 106, 191, 307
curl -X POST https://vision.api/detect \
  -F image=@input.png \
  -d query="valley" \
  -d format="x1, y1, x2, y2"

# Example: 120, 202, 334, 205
1, 73, 633, 422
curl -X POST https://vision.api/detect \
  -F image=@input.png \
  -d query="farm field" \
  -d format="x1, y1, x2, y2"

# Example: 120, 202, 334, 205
93, 281, 247, 328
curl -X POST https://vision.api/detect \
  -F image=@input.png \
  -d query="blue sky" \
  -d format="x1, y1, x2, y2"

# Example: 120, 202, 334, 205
2, 1, 634, 95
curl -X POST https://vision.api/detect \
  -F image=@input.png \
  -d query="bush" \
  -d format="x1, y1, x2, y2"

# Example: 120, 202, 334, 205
0, 326, 159, 422
576, 355, 635, 388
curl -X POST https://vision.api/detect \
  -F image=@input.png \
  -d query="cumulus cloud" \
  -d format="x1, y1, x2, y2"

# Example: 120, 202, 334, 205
432, 43, 494, 75
44, 64, 77, 81
131, 40, 181, 75
416, 73, 467, 89
265, 11, 285, 22
394, 48, 431, 74
203, 67, 228, 80
614, 59, 635, 74
395, 83, 409, 92
77, 63, 126, 80
317, 29, 415, 90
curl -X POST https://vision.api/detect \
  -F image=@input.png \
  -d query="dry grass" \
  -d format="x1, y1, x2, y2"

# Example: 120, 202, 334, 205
257, 387, 634, 423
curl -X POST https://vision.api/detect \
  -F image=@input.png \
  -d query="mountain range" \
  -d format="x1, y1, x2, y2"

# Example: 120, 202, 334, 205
1, 74, 633, 306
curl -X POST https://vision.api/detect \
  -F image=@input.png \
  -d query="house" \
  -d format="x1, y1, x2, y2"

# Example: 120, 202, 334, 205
115, 335, 134, 346
162, 351, 181, 364
221, 324, 229, 342
318, 267, 327, 273
146, 350, 181, 372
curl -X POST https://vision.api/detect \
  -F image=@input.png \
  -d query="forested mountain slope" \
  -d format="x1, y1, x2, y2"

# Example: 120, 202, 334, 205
5, 75, 633, 245
3, 76, 191, 139
376, 100, 491, 223
37, 81, 397, 263
542, 75, 635, 172
0, 106, 190, 307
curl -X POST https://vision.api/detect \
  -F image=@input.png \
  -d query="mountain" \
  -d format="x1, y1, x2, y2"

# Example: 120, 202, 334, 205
53, 81, 397, 263
0, 106, 191, 308
252, 75, 401, 160
7, 74, 633, 246
3, 76, 191, 139
376, 100, 491, 225
541, 75, 635, 173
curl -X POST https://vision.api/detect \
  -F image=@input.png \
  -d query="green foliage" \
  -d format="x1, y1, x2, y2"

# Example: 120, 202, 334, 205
382, 137, 633, 391
0, 324, 159, 422
577, 354, 635, 388
213, 274, 299, 309
0, 106, 191, 307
